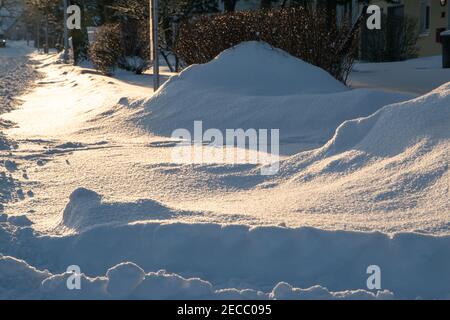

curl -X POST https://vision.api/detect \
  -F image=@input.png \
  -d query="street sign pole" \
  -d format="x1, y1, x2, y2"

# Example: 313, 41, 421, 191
150, 0, 160, 91
63, 0, 69, 63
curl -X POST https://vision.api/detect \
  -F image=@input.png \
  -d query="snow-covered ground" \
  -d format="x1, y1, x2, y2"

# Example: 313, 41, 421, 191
0, 41, 40, 146
350, 55, 450, 95
0, 41, 449, 299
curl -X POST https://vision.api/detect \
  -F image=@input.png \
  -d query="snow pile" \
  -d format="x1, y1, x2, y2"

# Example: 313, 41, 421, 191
62, 187, 103, 229
2, 207, 450, 299
61, 187, 188, 232
0, 254, 393, 300
136, 42, 411, 152
270, 282, 393, 300
270, 82, 450, 224
0, 255, 51, 299
324, 83, 450, 156
167, 41, 348, 96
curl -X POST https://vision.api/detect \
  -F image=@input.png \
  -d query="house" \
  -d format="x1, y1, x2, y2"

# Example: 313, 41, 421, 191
240, 0, 449, 56
365, 0, 449, 57
311, 0, 450, 57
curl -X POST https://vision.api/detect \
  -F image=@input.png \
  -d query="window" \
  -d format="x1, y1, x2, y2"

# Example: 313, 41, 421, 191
420, 0, 431, 35
388, 5, 405, 19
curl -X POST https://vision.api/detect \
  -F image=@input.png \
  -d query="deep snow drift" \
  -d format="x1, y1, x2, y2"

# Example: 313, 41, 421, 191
270, 82, 450, 232
136, 42, 412, 153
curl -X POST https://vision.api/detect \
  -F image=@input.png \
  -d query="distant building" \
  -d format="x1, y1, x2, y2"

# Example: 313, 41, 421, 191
237, 0, 449, 57
366, 0, 449, 57
254, 0, 450, 57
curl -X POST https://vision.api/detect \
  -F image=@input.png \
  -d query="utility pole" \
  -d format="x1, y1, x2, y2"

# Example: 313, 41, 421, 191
63, 0, 69, 63
44, 11, 49, 53
448, 1, 450, 30
37, 20, 40, 51
149, 0, 160, 91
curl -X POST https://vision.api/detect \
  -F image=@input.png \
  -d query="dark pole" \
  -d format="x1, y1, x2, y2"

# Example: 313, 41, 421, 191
63, 0, 69, 63
150, 0, 160, 91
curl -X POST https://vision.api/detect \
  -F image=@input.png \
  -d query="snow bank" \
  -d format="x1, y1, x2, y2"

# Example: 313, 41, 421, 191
0, 254, 393, 300
136, 42, 411, 152
269, 82, 450, 224
0, 255, 51, 299
324, 83, 450, 156
270, 282, 393, 300
1, 210, 450, 299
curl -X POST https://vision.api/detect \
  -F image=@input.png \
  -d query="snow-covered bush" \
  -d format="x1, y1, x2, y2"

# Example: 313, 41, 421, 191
175, 8, 358, 83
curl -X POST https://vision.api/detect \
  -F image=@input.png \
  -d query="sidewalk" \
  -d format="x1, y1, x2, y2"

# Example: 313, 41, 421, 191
349, 55, 450, 95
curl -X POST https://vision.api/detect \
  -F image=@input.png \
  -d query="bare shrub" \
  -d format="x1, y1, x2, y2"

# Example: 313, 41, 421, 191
361, 14, 418, 62
89, 23, 123, 75
89, 21, 149, 75
175, 8, 358, 83
118, 19, 149, 74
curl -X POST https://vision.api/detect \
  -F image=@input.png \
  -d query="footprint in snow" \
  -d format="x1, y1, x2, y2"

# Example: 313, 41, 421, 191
4, 160, 18, 172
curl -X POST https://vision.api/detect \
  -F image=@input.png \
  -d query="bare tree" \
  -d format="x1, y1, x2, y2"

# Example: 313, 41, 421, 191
24, 0, 61, 53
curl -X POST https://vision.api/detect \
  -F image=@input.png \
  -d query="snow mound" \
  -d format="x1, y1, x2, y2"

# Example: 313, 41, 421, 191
62, 188, 103, 229
61, 187, 192, 231
0, 255, 51, 299
2, 218, 450, 299
279, 81, 450, 176
106, 262, 146, 297
270, 282, 394, 300
136, 41, 411, 152
174, 41, 347, 96
324, 82, 450, 157
0, 254, 392, 300
270, 83, 449, 224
